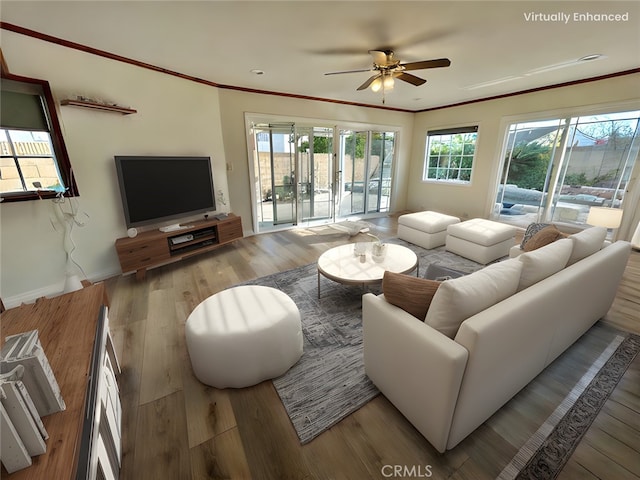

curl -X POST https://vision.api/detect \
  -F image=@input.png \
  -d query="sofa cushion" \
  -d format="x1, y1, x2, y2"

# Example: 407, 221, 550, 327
424, 258, 522, 338
520, 222, 551, 249
382, 271, 440, 320
523, 225, 566, 252
517, 238, 573, 291
447, 218, 516, 246
567, 226, 607, 265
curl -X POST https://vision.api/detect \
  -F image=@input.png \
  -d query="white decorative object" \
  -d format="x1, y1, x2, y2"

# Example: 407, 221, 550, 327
0, 381, 47, 456
0, 330, 66, 417
353, 242, 367, 257
0, 400, 32, 473
372, 241, 386, 260
51, 197, 88, 293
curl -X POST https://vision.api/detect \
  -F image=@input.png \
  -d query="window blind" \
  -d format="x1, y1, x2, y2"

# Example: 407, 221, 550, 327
0, 90, 49, 131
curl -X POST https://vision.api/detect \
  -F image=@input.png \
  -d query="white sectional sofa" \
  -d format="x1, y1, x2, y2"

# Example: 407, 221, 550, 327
363, 226, 631, 453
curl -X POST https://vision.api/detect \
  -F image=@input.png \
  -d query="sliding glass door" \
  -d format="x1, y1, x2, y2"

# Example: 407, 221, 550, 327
367, 131, 395, 213
253, 124, 297, 228
251, 123, 335, 230
337, 130, 395, 217
338, 130, 367, 216
250, 120, 396, 232
496, 110, 640, 235
296, 127, 333, 224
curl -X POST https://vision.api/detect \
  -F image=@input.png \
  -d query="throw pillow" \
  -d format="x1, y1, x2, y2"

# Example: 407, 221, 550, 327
522, 225, 566, 252
382, 271, 440, 321
567, 226, 607, 265
424, 258, 523, 339
520, 222, 551, 249
517, 237, 573, 291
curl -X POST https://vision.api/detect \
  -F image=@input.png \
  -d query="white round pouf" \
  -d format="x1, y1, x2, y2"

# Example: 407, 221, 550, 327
185, 285, 303, 388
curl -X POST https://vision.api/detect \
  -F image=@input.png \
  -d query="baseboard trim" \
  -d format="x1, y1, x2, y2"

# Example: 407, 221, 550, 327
2, 268, 120, 309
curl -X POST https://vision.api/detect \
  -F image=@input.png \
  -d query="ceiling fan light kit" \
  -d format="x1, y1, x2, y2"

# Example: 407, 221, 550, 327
325, 49, 451, 104
370, 73, 395, 93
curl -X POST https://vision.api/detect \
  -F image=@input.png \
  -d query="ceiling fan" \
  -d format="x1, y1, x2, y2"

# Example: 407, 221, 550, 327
325, 49, 451, 97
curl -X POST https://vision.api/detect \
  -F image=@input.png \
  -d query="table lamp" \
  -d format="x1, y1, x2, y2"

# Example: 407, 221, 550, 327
586, 206, 623, 240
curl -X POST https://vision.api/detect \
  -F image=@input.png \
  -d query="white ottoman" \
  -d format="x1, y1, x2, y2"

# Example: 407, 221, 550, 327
446, 218, 516, 264
185, 285, 303, 388
398, 211, 461, 249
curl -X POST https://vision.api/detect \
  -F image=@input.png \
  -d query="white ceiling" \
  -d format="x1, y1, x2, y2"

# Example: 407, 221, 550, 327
2, 1, 639, 111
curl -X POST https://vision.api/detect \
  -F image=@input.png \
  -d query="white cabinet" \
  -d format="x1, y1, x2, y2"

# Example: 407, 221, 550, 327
96, 338, 121, 480
77, 307, 122, 480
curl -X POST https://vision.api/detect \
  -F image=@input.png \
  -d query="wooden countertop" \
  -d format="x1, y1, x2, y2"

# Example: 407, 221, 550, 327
1, 284, 107, 480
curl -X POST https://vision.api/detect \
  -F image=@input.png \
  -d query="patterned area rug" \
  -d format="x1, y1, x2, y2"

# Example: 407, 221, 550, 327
514, 332, 640, 479
239, 241, 485, 444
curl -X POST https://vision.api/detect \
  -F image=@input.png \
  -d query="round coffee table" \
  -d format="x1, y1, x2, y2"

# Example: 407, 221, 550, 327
317, 243, 418, 297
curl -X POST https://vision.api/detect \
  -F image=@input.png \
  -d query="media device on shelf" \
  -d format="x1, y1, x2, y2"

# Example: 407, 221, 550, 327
114, 155, 216, 230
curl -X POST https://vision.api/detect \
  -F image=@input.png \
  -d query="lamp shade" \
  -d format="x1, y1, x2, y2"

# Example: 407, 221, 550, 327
586, 206, 623, 229
383, 74, 395, 90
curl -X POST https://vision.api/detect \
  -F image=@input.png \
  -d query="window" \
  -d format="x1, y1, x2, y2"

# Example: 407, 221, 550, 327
0, 71, 77, 201
423, 126, 478, 183
496, 110, 640, 234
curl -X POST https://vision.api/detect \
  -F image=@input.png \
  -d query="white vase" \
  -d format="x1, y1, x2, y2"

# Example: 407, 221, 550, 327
372, 242, 386, 261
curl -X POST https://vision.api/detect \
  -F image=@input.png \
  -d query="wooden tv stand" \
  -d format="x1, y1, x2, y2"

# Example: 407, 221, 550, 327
115, 214, 243, 279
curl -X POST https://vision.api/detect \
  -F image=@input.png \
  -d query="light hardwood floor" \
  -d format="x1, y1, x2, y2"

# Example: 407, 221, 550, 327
105, 214, 639, 480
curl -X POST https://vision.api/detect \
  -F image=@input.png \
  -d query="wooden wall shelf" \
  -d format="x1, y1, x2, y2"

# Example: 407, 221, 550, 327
61, 99, 137, 115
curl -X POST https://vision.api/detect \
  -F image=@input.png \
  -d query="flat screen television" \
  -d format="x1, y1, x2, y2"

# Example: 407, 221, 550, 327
115, 155, 216, 228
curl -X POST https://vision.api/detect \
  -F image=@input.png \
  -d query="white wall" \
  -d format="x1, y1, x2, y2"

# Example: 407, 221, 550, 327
217, 89, 415, 235
408, 74, 640, 222
0, 32, 230, 306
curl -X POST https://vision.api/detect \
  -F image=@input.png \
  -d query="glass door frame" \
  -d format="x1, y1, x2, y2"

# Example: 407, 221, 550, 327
246, 113, 400, 234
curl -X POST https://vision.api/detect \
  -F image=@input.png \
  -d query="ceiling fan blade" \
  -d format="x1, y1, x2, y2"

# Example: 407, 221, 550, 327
357, 74, 381, 91
325, 68, 374, 76
394, 72, 427, 86
401, 58, 451, 71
